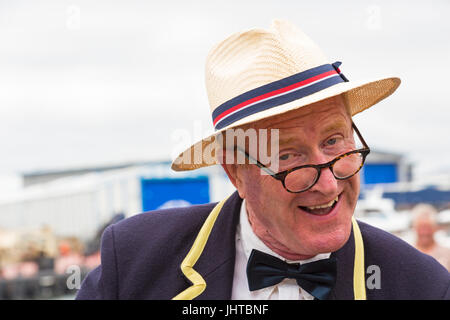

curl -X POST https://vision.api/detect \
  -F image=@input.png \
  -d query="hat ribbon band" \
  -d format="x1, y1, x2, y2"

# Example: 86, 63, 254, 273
212, 62, 348, 130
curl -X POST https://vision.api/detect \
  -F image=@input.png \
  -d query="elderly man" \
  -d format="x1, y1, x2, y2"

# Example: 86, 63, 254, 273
76, 20, 449, 300
413, 203, 450, 271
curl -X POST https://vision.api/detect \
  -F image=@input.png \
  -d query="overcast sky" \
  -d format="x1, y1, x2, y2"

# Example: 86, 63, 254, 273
0, 0, 449, 189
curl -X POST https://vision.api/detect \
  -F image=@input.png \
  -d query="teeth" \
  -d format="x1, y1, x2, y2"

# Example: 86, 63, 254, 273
306, 196, 338, 210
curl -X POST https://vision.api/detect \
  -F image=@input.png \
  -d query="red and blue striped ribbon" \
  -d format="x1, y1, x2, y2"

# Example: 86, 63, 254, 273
212, 62, 348, 130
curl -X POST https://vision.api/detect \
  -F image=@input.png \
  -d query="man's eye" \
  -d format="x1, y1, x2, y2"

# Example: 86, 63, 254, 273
279, 153, 300, 161
327, 138, 337, 146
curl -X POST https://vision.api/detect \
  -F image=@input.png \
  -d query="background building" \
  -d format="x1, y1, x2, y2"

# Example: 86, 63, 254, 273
361, 150, 413, 185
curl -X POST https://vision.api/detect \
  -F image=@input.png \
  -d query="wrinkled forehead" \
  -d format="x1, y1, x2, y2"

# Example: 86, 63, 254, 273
241, 95, 351, 131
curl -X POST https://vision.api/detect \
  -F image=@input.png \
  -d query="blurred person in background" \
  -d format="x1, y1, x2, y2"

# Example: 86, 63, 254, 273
413, 203, 450, 271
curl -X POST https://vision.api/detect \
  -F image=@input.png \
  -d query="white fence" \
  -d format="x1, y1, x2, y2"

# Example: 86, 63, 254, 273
0, 168, 143, 241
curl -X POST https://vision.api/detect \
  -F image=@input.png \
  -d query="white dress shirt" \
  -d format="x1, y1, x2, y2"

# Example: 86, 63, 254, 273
231, 200, 331, 300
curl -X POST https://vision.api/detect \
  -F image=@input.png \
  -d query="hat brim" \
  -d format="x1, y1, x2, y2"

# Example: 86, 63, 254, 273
171, 76, 400, 171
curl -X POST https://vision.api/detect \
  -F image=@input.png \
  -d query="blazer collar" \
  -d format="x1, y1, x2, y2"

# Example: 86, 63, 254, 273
189, 191, 243, 299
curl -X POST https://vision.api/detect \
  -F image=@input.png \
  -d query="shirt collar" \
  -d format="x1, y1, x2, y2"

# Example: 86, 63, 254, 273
238, 199, 331, 264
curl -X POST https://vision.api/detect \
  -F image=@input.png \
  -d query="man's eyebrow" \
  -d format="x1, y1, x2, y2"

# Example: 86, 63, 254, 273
278, 121, 349, 144
320, 120, 348, 135
278, 137, 298, 146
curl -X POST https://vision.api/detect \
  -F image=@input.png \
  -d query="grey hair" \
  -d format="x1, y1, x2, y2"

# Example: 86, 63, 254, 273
411, 203, 438, 226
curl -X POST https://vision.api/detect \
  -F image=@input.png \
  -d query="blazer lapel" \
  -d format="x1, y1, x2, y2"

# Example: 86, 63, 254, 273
329, 224, 357, 300
187, 191, 243, 300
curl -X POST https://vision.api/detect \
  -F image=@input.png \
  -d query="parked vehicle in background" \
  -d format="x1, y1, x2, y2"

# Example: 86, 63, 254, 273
354, 187, 411, 236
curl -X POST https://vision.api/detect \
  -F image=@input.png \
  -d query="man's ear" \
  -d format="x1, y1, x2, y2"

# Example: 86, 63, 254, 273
218, 148, 246, 199
221, 163, 246, 199
221, 163, 238, 189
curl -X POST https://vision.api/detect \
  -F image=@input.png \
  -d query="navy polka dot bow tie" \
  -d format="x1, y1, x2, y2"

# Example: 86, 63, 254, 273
246, 249, 337, 300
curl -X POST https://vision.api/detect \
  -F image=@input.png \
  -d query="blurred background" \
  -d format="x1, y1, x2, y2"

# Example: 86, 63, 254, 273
0, 0, 449, 299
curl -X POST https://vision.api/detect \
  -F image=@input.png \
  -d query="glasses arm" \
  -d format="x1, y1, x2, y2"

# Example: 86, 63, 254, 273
235, 147, 277, 176
352, 121, 370, 150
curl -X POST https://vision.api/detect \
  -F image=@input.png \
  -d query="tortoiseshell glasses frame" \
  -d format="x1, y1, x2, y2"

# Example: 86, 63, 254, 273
236, 122, 370, 193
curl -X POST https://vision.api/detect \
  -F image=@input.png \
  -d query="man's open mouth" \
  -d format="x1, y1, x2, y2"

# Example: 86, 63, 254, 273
298, 195, 339, 216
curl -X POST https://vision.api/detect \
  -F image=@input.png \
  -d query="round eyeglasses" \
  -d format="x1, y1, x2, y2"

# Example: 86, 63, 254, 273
236, 122, 370, 193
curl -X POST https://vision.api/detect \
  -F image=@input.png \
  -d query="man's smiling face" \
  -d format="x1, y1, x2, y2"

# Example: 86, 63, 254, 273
224, 95, 359, 260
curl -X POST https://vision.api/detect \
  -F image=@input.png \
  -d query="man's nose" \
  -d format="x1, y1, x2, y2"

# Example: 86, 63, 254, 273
308, 157, 339, 195
311, 166, 338, 194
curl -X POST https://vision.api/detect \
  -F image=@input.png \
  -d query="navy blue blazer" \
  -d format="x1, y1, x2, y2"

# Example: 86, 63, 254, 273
76, 191, 450, 300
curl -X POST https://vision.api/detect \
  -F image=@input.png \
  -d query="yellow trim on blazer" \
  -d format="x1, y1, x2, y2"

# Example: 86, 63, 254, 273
172, 197, 366, 300
172, 196, 229, 300
352, 216, 366, 300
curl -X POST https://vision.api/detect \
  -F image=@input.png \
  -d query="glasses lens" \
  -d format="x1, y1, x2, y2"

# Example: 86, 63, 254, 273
333, 152, 364, 179
284, 167, 318, 192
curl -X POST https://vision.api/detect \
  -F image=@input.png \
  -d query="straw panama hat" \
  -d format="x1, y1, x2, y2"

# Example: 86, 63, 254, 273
171, 19, 401, 171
